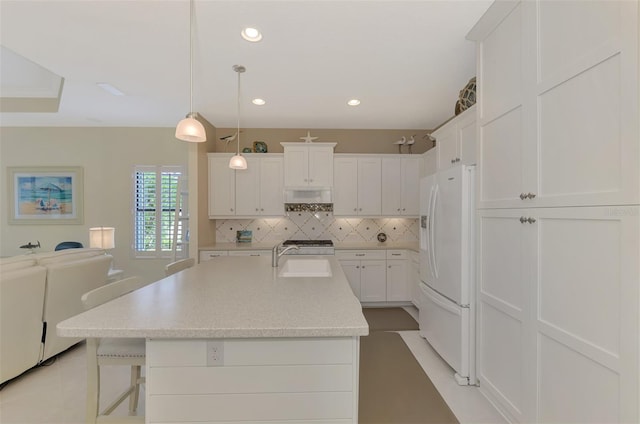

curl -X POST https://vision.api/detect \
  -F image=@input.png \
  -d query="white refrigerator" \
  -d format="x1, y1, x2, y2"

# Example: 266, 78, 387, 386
419, 164, 476, 386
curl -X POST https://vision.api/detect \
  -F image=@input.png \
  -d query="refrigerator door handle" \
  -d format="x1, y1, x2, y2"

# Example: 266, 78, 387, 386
429, 184, 439, 279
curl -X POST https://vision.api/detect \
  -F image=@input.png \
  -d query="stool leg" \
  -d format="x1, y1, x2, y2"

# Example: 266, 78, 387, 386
129, 365, 141, 414
86, 339, 100, 424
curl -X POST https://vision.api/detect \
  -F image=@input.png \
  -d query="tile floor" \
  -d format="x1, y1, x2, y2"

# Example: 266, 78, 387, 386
0, 310, 505, 424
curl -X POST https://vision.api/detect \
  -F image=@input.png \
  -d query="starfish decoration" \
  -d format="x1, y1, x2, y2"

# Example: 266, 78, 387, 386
300, 131, 318, 143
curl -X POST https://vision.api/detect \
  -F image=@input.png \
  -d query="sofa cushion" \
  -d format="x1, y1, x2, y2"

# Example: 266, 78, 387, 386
0, 255, 38, 272
35, 248, 106, 266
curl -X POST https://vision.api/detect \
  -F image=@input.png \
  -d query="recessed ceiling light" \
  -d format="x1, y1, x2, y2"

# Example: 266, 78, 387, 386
252, 98, 266, 106
347, 99, 361, 106
241, 27, 262, 42
97, 82, 125, 96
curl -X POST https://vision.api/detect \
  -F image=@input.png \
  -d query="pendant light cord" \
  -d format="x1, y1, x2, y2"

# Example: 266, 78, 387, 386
189, 0, 194, 114
236, 69, 241, 155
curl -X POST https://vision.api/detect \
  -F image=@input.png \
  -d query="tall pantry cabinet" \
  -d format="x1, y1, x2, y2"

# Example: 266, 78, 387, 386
467, 1, 639, 423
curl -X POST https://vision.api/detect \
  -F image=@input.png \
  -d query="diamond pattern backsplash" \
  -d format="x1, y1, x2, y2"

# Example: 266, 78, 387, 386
216, 213, 419, 243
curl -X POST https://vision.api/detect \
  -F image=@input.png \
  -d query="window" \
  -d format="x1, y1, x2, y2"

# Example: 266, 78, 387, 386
133, 165, 187, 258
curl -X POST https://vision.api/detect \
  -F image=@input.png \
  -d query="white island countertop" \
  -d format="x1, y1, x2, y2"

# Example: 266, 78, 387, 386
57, 255, 369, 339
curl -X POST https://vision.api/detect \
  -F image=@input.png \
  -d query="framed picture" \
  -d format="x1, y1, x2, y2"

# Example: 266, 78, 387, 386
8, 166, 84, 225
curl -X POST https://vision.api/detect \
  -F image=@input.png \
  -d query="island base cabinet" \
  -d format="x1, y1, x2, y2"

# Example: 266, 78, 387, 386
146, 337, 360, 423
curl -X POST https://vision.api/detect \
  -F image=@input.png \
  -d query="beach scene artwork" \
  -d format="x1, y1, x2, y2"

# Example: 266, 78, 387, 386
9, 167, 83, 224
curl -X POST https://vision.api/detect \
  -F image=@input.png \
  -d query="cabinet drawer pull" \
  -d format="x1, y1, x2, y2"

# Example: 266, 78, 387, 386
356, 253, 365, 257
392, 253, 401, 256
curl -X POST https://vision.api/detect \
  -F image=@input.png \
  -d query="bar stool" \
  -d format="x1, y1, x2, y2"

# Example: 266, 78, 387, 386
164, 258, 195, 276
81, 276, 151, 423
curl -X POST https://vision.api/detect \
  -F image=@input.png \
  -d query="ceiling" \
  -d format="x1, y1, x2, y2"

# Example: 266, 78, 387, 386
0, 0, 491, 130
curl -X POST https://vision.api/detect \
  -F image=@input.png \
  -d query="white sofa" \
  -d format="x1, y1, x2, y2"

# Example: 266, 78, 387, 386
0, 248, 112, 384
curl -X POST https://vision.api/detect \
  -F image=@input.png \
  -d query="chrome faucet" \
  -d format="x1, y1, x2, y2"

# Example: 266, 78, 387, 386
272, 242, 299, 267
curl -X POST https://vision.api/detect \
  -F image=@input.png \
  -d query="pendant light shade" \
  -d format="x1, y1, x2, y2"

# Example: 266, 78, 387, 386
176, 113, 206, 142
229, 154, 248, 169
176, 0, 206, 143
229, 64, 247, 170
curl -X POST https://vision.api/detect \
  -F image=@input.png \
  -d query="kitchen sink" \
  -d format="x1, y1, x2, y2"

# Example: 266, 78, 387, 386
278, 258, 333, 278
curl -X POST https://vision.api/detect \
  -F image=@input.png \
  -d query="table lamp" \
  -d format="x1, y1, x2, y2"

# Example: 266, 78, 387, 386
89, 227, 115, 249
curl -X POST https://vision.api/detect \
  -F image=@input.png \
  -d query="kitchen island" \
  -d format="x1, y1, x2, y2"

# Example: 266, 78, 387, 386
58, 255, 368, 423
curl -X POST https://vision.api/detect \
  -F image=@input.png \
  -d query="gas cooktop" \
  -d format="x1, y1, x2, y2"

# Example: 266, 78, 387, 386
282, 240, 334, 255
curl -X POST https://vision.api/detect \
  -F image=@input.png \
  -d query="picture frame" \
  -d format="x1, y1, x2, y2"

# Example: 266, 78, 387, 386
8, 166, 84, 225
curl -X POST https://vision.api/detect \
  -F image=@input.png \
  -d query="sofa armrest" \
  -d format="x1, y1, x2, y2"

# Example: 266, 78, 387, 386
1, 266, 47, 383
41, 254, 113, 361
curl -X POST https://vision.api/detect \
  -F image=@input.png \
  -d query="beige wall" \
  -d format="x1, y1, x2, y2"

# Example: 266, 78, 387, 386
0, 127, 189, 284
214, 128, 433, 154
1, 125, 432, 277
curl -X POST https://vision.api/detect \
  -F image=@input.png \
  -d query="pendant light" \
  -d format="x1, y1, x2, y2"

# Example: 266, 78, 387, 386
175, 0, 206, 142
229, 64, 248, 169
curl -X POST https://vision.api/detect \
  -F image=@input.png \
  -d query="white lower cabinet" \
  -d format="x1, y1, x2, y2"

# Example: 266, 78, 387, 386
199, 250, 228, 262
409, 251, 420, 307
386, 260, 408, 302
477, 206, 640, 423
337, 250, 413, 304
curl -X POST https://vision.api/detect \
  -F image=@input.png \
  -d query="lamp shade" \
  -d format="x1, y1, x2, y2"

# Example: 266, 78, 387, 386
229, 154, 247, 170
175, 115, 206, 142
89, 227, 115, 249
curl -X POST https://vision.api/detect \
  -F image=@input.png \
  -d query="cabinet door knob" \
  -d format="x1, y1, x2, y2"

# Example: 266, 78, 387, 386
520, 193, 527, 200
362, 266, 365, 269
230, 208, 234, 211
456, 158, 461, 162
260, 208, 264, 211
527, 217, 537, 224
527, 193, 536, 199
356, 266, 360, 269
256, 208, 259, 211
402, 208, 405, 211
451, 159, 455, 164
520, 216, 527, 223
309, 179, 313, 183
359, 208, 362, 211
354, 208, 358, 211
304, 178, 308, 182
388, 265, 391, 268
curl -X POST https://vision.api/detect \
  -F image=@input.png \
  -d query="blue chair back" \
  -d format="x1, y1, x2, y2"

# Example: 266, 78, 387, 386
54, 241, 84, 251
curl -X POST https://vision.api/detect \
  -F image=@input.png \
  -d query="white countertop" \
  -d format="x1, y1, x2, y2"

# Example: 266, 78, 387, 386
200, 241, 418, 252
57, 256, 368, 339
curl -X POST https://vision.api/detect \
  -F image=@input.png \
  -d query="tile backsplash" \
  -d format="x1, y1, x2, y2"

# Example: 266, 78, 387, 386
215, 213, 419, 243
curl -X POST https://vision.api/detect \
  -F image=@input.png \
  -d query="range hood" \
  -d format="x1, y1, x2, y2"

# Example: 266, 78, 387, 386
284, 187, 333, 212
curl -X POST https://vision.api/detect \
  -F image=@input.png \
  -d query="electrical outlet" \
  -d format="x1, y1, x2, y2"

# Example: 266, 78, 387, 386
206, 341, 224, 366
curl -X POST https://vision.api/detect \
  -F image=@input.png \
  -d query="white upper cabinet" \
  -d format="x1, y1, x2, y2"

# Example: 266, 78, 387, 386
235, 155, 284, 217
471, 0, 639, 209
422, 146, 437, 177
208, 154, 236, 218
333, 156, 382, 216
281, 143, 336, 188
381, 156, 420, 216
433, 105, 477, 171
